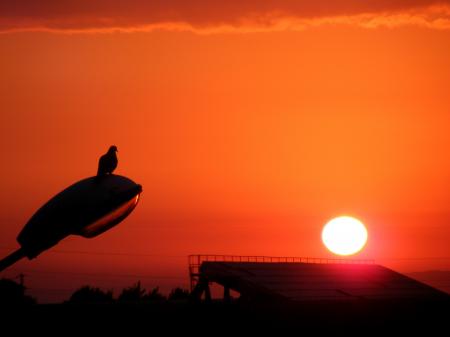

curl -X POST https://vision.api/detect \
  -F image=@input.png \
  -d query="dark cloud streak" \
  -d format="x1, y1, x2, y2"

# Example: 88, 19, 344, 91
1, 0, 450, 32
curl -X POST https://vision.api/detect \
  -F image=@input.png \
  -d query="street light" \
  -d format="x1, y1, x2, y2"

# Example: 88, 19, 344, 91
0, 175, 142, 272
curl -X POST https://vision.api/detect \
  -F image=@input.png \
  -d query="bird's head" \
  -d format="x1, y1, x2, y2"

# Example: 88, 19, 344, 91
109, 145, 118, 153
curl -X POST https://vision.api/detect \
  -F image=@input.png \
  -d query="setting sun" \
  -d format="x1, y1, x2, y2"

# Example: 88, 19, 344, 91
322, 216, 368, 256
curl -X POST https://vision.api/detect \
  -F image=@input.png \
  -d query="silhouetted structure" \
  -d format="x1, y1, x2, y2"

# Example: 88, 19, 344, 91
97, 145, 118, 176
189, 255, 449, 302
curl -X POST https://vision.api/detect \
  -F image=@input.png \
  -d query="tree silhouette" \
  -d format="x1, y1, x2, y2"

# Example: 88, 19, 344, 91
118, 281, 146, 302
168, 287, 190, 301
69, 285, 114, 303
0, 278, 36, 305
118, 282, 166, 302
65, 282, 173, 303
143, 286, 166, 301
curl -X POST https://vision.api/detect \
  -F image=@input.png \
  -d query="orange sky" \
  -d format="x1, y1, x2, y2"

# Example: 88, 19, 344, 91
1, 1, 450, 302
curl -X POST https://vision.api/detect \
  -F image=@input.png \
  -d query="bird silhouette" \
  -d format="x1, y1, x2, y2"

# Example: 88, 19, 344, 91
97, 145, 118, 176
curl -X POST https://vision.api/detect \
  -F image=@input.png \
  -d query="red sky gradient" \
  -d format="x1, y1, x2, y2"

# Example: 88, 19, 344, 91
1, 2, 450, 302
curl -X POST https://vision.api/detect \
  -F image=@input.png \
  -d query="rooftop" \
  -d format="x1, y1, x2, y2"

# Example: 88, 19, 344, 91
189, 255, 447, 302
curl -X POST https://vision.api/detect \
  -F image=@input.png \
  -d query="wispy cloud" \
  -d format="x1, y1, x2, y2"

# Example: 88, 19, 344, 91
1, 1, 450, 33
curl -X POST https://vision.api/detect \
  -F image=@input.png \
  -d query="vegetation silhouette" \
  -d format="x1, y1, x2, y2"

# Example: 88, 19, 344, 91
67, 281, 180, 304
0, 277, 192, 305
168, 287, 190, 301
68, 285, 114, 303
118, 281, 166, 302
118, 281, 146, 302
144, 286, 167, 302
0, 278, 36, 305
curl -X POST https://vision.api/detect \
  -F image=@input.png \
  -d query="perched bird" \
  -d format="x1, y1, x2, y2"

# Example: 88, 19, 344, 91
97, 145, 118, 176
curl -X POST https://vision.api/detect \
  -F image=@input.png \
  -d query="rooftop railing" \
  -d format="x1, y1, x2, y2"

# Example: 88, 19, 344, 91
188, 254, 374, 290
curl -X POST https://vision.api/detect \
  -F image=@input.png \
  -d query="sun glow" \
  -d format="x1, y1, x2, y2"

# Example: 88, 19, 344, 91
322, 216, 368, 256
